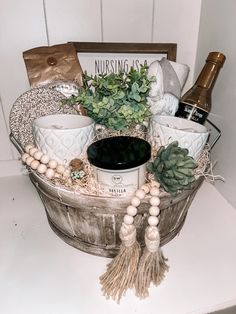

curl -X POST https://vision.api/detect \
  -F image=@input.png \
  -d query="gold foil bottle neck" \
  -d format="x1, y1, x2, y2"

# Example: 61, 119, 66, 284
206, 51, 226, 67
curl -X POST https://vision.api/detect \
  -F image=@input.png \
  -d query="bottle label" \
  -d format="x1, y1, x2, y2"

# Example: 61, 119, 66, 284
175, 101, 208, 124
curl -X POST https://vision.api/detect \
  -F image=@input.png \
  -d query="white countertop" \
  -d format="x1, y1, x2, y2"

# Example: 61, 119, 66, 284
0, 175, 236, 314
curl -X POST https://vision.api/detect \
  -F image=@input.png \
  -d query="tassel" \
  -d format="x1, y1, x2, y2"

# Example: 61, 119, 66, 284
100, 182, 169, 302
99, 186, 149, 302
135, 226, 169, 298
135, 185, 169, 299
100, 222, 141, 302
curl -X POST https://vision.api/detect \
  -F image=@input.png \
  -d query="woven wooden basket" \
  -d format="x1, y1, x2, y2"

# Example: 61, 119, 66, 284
29, 169, 203, 258
9, 88, 218, 259
10, 128, 205, 258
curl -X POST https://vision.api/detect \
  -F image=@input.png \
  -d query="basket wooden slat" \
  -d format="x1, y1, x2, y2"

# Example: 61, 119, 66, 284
29, 171, 203, 258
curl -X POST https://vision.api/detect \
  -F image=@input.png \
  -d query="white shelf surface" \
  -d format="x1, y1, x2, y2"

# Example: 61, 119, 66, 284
0, 175, 236, 314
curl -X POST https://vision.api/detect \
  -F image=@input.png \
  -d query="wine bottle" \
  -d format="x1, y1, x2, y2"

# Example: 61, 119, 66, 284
175, 51, 226, 124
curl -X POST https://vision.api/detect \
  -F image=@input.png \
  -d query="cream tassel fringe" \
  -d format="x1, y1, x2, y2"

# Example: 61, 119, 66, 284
135, 226, 169, 298
100, 223, 141, 302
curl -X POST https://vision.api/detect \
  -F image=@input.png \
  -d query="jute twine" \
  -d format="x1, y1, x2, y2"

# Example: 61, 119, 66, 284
100, 183, 169, 302
100, 222, 141, 302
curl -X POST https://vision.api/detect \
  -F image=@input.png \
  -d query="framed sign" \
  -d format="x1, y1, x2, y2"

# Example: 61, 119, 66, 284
71, 42, 177, 76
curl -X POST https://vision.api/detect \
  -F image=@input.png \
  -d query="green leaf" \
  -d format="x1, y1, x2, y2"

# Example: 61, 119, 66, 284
62, 63, 153, 130
114, 91, 125, 100
139, 85, 148, 93
102, 97, 109, 104
92, 107, 99, 114
133, 94, 141, 102
146, 162, 154, 173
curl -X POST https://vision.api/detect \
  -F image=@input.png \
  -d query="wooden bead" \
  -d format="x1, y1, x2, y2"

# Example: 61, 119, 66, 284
34, 151, 43, 160
48, 159, 58, 169
150, 196, 160, 206
140, 184, 150, 194
56, 165, 65, 174
150, 187, 160, 197
63, 169, 71, 178
21, 153, 30, 163
25, 144, 34, 153
26, 156, 34, 166
135, 189, 146, 199
148, 216, 159, 226
127, 205, 137, 216
150, 181, 160, 188
40, 154, 50, 164
29, 147, 38, 157
149, 206, 160, 216
131, 196, 141, 207
30, 160, 40, 170
37, 164, 47, 174
124, 214, 134, 225
45, 168, 55, 179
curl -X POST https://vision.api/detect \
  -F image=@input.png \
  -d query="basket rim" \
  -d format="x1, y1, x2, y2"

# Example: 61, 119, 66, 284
29, 169, 203, 206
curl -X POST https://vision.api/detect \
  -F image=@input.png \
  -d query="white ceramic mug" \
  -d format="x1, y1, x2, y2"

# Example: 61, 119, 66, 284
33, 114, 95, 165
147, 115, 209, 160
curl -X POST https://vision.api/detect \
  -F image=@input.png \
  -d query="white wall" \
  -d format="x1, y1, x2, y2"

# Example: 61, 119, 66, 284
1, 1, 235, 207
153, 0, 202, 92
0, 0, 48, 163
13, 0, 236, 206
195, 0, 236, 207
0, 0, 202, 163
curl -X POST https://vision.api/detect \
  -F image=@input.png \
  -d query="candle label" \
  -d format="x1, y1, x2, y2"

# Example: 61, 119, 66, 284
96, 167, 144, 196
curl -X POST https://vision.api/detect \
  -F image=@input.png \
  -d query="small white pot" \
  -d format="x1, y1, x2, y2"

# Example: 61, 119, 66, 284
147, 115, 209, 160
33, 114, 95, 165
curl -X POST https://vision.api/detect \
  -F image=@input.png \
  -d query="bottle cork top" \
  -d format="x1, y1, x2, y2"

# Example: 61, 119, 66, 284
207, 52, 226, 66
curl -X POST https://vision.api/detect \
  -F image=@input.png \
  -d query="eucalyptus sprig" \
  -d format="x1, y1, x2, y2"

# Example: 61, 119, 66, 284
64, 64, 155, 130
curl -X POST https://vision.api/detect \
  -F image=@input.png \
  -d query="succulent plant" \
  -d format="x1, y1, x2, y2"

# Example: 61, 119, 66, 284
147, 141, 198, 196
63, 65, 155, 131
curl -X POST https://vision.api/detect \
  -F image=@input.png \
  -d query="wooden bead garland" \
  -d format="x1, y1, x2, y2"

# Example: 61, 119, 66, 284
29, 147, 38, 156
25, 144, 33, 153
135, 189, 146, 199
30, 160, 40, 170
135, 182, 169, 299
121, 183, 161, 235
21, 143, 70, 180
40, 154, 50, 164
26, 156, 34, 166
113, 184, 162, 242
131, 196, 141, 207
124, 185, 161, 231
48, 159, 58, 169
126, 205, 137, 216
34, 151, 43, 160
37, 164, 47, 174
100, 182, 167, 302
